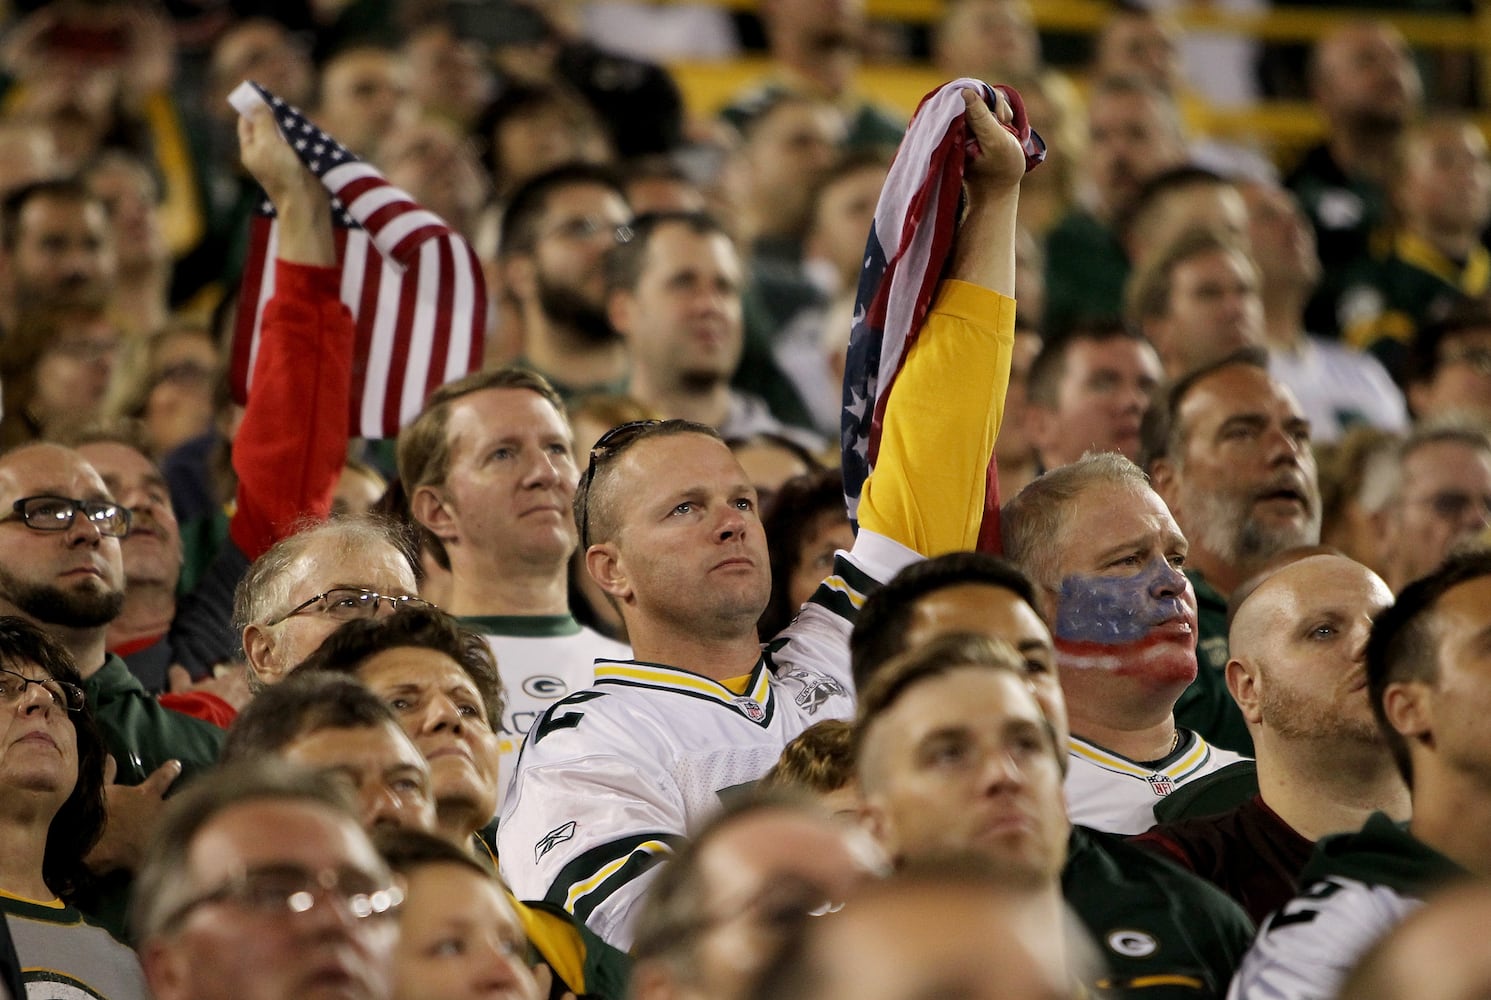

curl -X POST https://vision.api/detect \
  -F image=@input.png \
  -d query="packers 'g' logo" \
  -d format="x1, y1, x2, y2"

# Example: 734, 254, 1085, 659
523, 676, 567, 699
1107, 929, 1159, 958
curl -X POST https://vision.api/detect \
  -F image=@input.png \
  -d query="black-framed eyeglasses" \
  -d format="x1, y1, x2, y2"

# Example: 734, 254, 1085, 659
3, 496, 131, 538
540, 215, 634, 246
0, 666, 84, 712
160, 863, 404, 932
577, 419, 664, 549
266, 588, 435, 627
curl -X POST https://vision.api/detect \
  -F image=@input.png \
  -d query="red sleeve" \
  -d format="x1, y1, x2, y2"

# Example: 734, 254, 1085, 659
229, 260, 353, 560
158, 691, 239, 729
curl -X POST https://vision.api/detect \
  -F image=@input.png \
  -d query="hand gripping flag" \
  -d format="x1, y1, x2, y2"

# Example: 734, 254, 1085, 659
227, 80, 486, 438
840, 79, 1043, 551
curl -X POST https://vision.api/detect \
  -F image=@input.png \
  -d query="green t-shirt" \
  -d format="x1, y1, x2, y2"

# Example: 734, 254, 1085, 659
1064, 825, 1255, 999
1042, 209, 1129, 336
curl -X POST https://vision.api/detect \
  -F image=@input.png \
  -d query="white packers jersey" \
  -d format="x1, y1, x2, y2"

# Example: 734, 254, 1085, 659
497, 538, 910, 950
1227, 876, 1418, 1000
462, 615, 630, 808
1228, 812, 1464, 1000
495, 283, 1013, 950
1065, 731, 1245, 835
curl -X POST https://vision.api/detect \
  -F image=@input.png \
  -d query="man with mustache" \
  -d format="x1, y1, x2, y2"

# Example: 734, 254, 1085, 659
1002, 452, 1246, 835
495, 165, 633, 402
1145, 350, 1322, 755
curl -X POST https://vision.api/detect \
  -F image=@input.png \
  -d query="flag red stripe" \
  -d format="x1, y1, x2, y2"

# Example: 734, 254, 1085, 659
382, 256, 420, 433
350, 232, 382, 428
363, 197, 421, 236
424, 237, 457, 404
389, 224, 453, 263
230, 82, 488, 438
334, 175, 386, 206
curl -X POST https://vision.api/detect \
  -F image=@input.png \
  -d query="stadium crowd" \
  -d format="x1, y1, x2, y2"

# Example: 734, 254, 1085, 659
3, 0, 1491, 998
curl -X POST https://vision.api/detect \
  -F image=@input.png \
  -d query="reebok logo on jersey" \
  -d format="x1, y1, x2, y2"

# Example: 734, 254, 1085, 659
536, 820, 577, 862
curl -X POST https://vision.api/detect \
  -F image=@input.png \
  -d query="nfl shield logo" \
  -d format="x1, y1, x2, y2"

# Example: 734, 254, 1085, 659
734, 698, 766, 722
1147, 774, 1175, 796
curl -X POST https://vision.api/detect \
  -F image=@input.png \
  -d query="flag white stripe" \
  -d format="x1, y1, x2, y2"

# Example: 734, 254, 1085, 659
243, 221, 281, 393
324, 161, 379, 190
445, 240, 478, 381
339, 229, 370, 311
399, 243, 440, 423
373, 209, 448, 256
361, 257, 403, 436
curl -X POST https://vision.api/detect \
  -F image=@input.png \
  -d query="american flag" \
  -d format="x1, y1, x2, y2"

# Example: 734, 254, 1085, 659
840, 79, 1043, 551
227, 80, 485, 438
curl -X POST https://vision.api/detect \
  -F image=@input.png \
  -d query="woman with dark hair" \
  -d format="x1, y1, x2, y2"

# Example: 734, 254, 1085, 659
757, 468, 856, 639
0, 616, 148, 998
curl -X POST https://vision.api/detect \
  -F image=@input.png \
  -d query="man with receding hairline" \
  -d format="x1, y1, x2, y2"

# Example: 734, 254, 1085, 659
1147, 349, 1322, 754
1001, 453, 1246, 835
0, 442, 223, 782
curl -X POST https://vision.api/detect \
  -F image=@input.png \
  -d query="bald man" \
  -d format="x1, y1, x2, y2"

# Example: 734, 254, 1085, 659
1134, 552, 1409, 922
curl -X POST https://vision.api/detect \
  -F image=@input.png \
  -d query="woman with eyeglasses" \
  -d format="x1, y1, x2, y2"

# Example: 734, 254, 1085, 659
0, 616, 149, 998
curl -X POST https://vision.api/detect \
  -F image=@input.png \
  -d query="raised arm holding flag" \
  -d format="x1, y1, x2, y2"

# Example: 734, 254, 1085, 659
497, 80, 1041, 949
227, 80, 486, 441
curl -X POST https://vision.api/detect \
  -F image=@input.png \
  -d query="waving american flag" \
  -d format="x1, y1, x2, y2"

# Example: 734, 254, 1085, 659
840, 78, 1043, 551
227, 80, 486, 438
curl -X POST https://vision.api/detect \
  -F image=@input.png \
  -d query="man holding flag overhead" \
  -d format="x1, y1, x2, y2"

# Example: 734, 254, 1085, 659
228, 80, 485, 440
497, 82, 1040, 949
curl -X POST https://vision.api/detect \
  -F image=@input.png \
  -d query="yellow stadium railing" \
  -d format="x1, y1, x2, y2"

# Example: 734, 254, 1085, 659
658, 1, 1491, 158
674, 0, 1490, 50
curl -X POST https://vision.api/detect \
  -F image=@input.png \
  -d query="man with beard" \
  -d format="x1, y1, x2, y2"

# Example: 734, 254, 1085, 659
0, 179, 116, 331
498, 164, 633, 402
1134, 552, 1410, 922
1001, 453, 1246, 834
1232, 551, 1491, 999
606, 211, 819, 446
1145, 350, 1322, 754
0, 443, 223, 783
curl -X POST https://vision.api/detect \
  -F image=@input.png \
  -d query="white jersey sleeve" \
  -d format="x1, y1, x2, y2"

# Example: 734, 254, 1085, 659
1228, 876, 1421, 1000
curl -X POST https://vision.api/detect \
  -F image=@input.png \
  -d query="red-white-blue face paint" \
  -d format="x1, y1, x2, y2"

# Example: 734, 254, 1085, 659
1051, 557, 1198, 684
